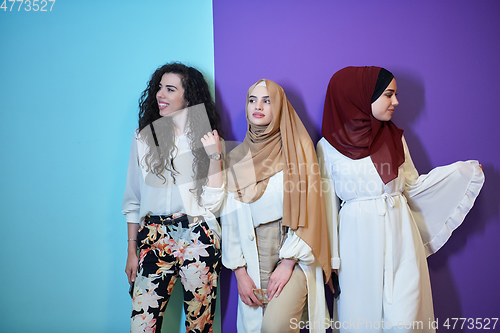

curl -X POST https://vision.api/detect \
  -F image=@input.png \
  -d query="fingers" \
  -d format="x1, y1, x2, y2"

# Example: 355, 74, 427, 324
267, 280, 276, 300
213, 130, 221, 151
126, 269, 136, 284
267, 261, 294, 300
267, 284, 282, 300
125, 260, 138, 284
125, 267, 133, 284
249, 293, 263, 307
268, 284, 282, 300
267, 277, 282, 300
201, 131, 222, 157
241, 296, 256, 307
200, 131, 220, 141
274, 285, 283, 298
200, 131, 220, 145
200, 132, 212, 143
235, 270, 263, 307
131, 266, 137, 283
239, 290, 263, 307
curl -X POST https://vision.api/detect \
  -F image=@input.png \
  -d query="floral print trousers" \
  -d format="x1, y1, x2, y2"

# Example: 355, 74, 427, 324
131, 216, 221, 333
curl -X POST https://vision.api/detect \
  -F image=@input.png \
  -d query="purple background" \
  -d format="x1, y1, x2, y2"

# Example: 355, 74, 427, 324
213, 0, 500, 332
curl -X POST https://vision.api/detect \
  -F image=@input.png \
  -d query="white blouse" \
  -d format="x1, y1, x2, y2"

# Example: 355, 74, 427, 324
222, 171, 314, 268
122, 129, 225, 236
249, 170, 284, 227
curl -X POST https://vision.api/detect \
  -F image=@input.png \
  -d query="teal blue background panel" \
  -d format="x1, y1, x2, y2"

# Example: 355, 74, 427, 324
0, 1, 217, 332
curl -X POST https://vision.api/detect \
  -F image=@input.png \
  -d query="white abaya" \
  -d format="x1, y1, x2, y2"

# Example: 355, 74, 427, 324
317, 137, 484, 333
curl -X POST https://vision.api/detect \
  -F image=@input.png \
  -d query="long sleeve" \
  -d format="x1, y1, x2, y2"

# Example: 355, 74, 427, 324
121, 129, 226, 237
221, 193, 247, 270
401, 137, 485, 256
279, 229, 315, 265
200, 185, 225, 213
317, 138, 341, 269
200, 138, 226, 214
122, 130, 142, 224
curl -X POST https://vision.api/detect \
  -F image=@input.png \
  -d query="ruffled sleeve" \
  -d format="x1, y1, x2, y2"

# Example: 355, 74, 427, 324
317, 138, 341, 269
402, 137, 485, 256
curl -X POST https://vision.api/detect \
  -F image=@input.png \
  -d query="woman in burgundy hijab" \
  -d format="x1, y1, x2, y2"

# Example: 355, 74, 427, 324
317, 66, 484, 332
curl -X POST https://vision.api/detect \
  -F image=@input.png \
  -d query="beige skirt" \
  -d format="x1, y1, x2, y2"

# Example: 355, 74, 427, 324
255, 218, 287, 289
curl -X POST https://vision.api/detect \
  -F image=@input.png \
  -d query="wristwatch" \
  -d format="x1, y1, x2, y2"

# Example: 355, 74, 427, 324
208, 152, 222, 160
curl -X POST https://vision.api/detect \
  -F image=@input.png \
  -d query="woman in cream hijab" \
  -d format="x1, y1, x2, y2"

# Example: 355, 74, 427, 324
222, 79, 334, 333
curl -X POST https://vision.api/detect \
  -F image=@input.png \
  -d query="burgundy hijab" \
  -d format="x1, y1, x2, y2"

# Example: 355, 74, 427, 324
322, 66, 405, 184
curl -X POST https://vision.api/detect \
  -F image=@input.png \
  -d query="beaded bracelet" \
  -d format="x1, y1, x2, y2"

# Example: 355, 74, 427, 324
127, 239, 137, 242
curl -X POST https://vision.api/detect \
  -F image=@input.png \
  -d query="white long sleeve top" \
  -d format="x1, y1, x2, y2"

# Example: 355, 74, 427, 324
122, 129, 225, 236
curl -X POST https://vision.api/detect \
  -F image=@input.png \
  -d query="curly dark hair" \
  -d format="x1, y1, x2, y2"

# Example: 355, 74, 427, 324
137, 62, 221, 205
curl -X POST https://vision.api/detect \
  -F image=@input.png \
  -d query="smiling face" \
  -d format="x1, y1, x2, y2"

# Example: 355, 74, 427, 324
247, 85, 273, 126
156, 73, 187, 117
371, 78, 399, 122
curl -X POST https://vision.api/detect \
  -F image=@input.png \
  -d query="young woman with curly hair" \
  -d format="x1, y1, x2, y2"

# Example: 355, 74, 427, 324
123, 62, 224, 333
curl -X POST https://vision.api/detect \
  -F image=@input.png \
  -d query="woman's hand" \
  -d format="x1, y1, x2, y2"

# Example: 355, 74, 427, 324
200, 130, 221, 157
126, 223, 140, 285
267, 258, 296, 300
125, 250, 139, 285
234, 266, 263, 307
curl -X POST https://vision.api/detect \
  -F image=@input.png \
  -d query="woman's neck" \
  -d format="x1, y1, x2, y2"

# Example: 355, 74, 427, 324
171, 108, 188, 136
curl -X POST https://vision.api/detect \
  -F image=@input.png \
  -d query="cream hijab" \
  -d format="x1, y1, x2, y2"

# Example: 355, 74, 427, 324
226, 79, 332, 279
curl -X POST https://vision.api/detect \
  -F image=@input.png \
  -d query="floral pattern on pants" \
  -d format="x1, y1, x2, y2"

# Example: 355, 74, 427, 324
131, 216, 221, 333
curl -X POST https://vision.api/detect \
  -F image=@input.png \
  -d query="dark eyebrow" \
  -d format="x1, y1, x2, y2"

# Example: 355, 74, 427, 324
159, 84, 178, 89
384, 89, 395, 92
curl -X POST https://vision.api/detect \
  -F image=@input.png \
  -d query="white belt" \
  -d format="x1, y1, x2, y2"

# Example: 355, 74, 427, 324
341, 191, 404, 304
341, 191, 403, 215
